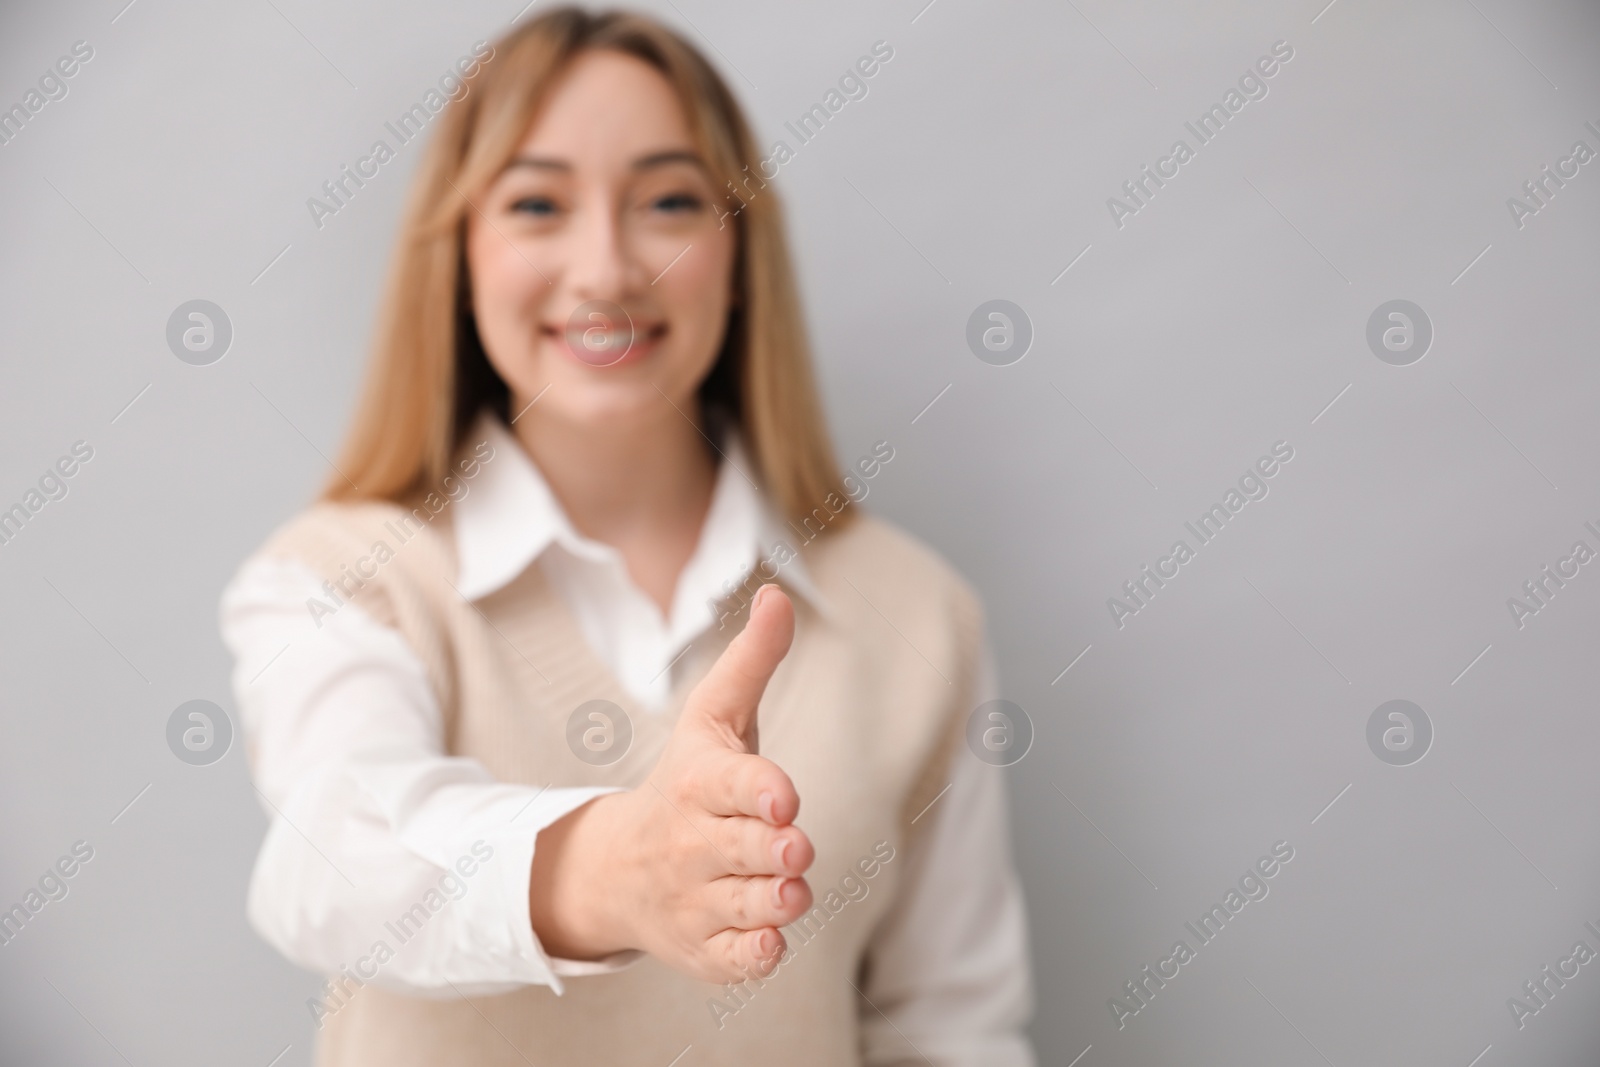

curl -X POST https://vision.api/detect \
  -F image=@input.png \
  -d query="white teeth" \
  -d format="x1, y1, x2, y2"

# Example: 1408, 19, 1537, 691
568, 329, 634, 351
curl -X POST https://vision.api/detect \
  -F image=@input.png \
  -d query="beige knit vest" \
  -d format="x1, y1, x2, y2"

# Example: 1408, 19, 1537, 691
257, 490, 983, 1067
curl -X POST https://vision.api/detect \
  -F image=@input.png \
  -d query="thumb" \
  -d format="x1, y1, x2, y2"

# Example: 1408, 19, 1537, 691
686, 583, 794, 747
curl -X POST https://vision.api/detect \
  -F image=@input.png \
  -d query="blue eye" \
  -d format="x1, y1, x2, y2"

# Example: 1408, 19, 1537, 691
511, 196, 558, 216
654, 193, 702, 213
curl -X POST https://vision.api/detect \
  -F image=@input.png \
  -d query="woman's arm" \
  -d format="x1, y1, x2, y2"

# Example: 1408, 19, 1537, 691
225, 559, 818, 992
856, 636, 1037, 1067
223, 555, 632, 997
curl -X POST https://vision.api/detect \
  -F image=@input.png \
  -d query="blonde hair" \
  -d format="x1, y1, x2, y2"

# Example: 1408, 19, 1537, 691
323, 5, 854, 533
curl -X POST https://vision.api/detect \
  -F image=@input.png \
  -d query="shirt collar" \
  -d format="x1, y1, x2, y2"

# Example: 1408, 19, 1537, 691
451, 410, 832, 620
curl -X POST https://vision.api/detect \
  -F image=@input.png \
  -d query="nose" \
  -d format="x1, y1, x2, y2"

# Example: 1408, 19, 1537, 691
565, 199, 636, 304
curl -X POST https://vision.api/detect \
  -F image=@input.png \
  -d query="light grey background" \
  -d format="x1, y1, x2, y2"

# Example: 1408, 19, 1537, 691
2, 0, 1598, 1063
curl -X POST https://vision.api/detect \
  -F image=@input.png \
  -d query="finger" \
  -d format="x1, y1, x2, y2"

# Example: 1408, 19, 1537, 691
696, 747, 800, 825
705, 923, 792, 983
708, 873, 814, 932
685, 584, 794, 746
710, 817, 815, 877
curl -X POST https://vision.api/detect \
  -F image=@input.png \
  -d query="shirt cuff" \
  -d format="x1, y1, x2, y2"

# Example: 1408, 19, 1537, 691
462, 783, 635, 995
549, 949, 647, 976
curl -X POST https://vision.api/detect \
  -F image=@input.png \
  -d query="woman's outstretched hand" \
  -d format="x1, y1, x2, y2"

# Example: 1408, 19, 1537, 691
528, 583, 816, 984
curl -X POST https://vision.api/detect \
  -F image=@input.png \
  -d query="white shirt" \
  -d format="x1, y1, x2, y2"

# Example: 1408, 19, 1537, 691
220, 411, 1034, 1065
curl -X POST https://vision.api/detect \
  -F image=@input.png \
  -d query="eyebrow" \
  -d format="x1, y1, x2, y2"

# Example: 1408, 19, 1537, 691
504, 149, 708, 173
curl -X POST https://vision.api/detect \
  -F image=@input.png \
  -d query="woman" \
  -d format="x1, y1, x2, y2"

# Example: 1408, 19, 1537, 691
221, 7, 1034, 1065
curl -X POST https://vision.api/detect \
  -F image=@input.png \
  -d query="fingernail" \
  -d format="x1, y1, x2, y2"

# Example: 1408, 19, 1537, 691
772, 837, 791, 871
757, 929, 776, 956
772, 878, 788, 909
758, 791, 776, 823
753, 584, 771, 611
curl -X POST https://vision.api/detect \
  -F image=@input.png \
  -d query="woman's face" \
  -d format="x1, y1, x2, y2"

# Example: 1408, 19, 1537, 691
465, 49, 738, 429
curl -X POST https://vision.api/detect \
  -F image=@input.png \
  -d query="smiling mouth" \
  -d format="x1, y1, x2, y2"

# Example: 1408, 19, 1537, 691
542, 319, 667, 366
